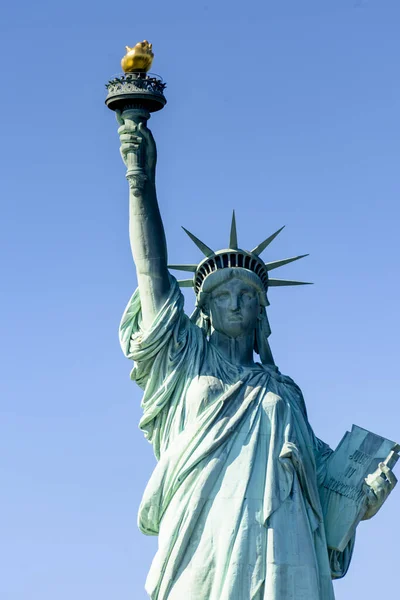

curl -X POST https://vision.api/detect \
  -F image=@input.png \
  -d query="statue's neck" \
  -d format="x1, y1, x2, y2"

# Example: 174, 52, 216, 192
209, 329, 255, 367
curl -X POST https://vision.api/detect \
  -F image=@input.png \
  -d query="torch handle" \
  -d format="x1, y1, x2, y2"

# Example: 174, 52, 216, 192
122, 107, 150, 197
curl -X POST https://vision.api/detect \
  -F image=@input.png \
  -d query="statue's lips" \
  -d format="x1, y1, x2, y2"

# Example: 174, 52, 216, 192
227, 314, 243, 321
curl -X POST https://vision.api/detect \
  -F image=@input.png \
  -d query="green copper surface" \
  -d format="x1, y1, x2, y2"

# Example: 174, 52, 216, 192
109, 94, 398, 600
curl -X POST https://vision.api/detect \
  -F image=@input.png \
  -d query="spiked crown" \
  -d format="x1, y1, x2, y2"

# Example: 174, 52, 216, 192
169, 212, 311, 300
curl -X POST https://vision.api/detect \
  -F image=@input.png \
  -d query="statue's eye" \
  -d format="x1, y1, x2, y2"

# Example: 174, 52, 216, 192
215, 292, 229, 301
240, 290, 253, 299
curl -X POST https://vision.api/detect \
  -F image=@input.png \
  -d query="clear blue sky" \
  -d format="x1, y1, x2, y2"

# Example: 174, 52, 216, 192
1, 1, 399, 598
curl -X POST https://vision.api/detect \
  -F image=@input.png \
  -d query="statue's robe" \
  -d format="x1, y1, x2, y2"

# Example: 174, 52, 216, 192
120, 278, 355, 600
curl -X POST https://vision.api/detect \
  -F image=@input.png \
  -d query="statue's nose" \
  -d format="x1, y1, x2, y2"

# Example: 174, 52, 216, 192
230, 296, 240, 311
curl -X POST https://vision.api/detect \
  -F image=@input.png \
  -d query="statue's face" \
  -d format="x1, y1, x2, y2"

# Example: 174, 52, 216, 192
207, 277, 260, 339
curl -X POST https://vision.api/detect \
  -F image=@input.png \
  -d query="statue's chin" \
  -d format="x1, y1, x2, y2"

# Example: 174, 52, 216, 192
213, 323, 252, 340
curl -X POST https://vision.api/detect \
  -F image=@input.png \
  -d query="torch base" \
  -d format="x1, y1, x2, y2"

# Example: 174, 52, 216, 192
105, 72, 167, 113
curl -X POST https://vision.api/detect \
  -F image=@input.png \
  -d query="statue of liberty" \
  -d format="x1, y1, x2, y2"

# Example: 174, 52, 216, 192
110, 43, 397, 600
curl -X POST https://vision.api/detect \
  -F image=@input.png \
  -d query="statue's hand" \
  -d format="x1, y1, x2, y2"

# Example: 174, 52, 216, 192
362, 462, 397, 520
116, 110, 157, 182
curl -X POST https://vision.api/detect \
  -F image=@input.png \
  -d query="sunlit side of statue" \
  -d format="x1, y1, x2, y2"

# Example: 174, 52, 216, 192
105, 42, 398, 600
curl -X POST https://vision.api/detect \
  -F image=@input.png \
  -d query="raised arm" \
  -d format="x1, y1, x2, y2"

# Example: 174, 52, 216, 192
117, 109, 171, 329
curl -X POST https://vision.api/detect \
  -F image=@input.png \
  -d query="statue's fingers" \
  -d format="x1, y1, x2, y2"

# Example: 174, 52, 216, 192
137, 121, 152, 143
365, 468, 380, 487
124, 118, 137, 131
138, 122, 157, 164
115, 109, 124, 126
119, 133, 141, 140
120, 134, 142, 145
380, 464, 398, 489
118, 123, 138, 136
363, 483, 377, 505
366, 473, 385, 498
139, 121, 157, 143
362, 489, 378, 519
121, 143, 141, 154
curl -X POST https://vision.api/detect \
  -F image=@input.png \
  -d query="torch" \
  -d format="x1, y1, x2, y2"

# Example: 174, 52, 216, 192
105, 41, 167, 195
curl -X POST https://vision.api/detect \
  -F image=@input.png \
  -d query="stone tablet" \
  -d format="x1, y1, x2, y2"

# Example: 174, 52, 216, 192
320, 425, 399, 551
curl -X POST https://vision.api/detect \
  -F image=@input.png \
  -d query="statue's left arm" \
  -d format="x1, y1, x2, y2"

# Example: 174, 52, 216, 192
312, 432, 397, 579
362, 462, 397, 520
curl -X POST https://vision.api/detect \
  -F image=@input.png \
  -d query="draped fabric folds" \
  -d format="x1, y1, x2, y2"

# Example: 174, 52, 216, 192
120, 277, 354, 600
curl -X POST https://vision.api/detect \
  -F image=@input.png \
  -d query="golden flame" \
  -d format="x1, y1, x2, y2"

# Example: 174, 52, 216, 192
121, 40, 154, 73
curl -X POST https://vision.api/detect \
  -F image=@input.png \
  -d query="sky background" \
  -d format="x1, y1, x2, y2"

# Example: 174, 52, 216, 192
1, 0, 399, 598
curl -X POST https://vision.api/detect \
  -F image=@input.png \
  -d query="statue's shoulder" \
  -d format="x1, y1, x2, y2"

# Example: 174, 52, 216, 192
263, 365, 308, 417
261, 364, 299, 388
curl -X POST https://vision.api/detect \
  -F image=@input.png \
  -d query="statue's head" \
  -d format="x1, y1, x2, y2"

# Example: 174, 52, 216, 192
200, 269, 262, 339
193, 267, 274, 363
168, 212, 311, 364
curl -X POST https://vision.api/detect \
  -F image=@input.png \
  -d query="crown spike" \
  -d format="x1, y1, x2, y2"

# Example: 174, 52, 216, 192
182, 227, 214, 257
178, 279, 195, 287
229, 210, 238, 249
268, 278, 312, 287
251, 226, 285, 256
266, 254, 309, 272
168, 264, 198, 272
